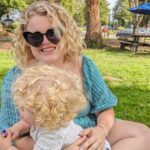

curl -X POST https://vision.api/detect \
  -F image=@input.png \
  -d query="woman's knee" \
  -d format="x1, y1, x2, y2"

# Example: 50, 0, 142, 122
136, 124, 150, 142
107, 120, 150, 144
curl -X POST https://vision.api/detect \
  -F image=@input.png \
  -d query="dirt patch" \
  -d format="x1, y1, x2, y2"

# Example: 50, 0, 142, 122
103, 39, 120, 48
0, 42, 12, 51
0, 34, 13, 51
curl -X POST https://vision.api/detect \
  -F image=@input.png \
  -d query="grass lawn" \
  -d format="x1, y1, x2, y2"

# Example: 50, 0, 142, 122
0, 51, 15, 86
0, 49, 150, 127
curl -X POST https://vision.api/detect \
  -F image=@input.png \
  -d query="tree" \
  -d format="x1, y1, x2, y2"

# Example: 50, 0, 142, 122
0, 4, 9, 20
0, 0, 27, 21
85, 0, 102, 48
72, 0, 86, 26
113, 0, 133, 27
0, 0, 27, 10
128, 0, 149, 34
100, 0, 109, 25
55, 0, 61, 4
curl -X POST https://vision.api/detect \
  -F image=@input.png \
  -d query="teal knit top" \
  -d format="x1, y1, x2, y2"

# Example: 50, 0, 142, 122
0, 55, 117, 131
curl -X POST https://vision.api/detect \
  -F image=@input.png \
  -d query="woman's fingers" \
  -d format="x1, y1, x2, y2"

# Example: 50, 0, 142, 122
80, 127, 106, 150
88, 141, 103, 150
79, 128, 91, 137
62, 136, 87, 150
74, 136, 87, 146
82, 136, 96, 150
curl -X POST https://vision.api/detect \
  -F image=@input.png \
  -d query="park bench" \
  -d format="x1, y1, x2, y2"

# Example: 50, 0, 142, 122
120, 40, 150, 52
118, 33, 150, 52
120, 40, 134, 49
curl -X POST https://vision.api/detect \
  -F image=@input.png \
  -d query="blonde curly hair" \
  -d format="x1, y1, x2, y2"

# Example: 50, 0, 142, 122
13, 64, 86, 130
13, 0, 84, 69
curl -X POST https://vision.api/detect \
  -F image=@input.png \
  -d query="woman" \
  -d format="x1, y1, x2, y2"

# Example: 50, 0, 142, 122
0, 1, 150, 150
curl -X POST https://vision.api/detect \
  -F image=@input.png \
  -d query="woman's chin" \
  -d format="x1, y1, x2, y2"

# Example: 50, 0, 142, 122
40, 56, 58, 65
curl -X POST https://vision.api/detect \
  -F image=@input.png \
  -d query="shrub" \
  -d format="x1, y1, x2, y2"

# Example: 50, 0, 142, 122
10, 21, 19, 30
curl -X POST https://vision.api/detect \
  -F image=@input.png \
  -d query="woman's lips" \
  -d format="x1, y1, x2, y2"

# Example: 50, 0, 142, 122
41, 46, 56, 52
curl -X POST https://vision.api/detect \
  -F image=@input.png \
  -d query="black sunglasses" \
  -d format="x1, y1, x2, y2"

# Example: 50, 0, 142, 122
23, 28, 63, 47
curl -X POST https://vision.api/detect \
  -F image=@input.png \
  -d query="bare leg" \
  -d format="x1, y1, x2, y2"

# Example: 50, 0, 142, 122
107, 120, 150, 150
15, 136, 34, 150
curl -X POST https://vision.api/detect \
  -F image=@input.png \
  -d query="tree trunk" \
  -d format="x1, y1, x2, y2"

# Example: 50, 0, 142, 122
129, 0, 148, 34
54, 0, 61, 4
85, 0, 103, 48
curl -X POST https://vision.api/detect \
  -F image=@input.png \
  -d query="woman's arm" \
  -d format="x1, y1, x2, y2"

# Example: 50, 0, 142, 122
96, 108, 115, 137
0, 67, 21, 131
79, 108, 114, 150
73, 55, 117, 150
0, 67, 34, 150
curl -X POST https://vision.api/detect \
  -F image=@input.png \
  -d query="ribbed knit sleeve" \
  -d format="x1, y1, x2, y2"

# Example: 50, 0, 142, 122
0, 66, 21, 131
84, 55, 117, 113
74, 55, 117, 128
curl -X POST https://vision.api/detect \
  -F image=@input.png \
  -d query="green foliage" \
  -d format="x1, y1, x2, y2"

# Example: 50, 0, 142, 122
72, 0, 86, 26
0, 4, 9, 19
0, 0, 27, 21
113, 0, 133, 27
9, 21, 19, 30
117, 26, 125, 30
100, 0, 109, 25
61, 0, 74, 15
59, 0, 109, 27
0, 0, 27, 10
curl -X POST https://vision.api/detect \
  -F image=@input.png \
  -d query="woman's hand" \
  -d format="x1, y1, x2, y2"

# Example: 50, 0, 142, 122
79, 126, 106, 150
0, 131, 15, 150
63, 136, 87, 150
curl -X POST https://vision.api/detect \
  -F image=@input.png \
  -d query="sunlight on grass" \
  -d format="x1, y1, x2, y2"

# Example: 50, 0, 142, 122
0, 51, 15, 85
0, 50, 150, 126
84, 50, 150, 126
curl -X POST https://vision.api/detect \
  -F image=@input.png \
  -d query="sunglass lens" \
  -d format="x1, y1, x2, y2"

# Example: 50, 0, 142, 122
46, 29, 60, 44
23, 32, 43, 47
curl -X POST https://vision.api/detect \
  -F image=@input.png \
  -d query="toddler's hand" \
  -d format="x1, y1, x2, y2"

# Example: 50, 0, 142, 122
9, 127, 20, 140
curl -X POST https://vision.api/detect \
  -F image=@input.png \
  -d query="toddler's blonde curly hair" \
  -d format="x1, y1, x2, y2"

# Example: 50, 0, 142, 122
13, 0, 84, 69
13, 65, 86, 130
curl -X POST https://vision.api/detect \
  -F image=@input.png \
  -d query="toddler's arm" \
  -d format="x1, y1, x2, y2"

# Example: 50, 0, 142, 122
9, 120, 31, 140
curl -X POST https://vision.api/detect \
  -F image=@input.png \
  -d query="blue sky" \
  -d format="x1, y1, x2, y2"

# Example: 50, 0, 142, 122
107, 0, 117, 10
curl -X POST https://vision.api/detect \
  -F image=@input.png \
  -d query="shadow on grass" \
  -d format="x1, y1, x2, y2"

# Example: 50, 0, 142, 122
94, 46, 150, 56
0, 68, 10, 78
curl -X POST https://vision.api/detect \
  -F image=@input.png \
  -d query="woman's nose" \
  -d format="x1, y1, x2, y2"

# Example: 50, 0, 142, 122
42, 35, 50, 44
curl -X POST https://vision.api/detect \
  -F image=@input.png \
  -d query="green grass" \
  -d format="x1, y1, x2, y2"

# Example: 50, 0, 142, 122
0, 50, 150, 127
84, 49, 150, 127
0, 51, 15, 86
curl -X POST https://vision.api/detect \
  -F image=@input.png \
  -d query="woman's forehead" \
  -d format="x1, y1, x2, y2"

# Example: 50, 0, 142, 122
26, 15, 57, 32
